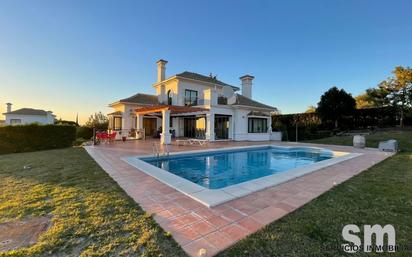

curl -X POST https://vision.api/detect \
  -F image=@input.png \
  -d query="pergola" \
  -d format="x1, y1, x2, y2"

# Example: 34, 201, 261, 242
135, 105, 209, 144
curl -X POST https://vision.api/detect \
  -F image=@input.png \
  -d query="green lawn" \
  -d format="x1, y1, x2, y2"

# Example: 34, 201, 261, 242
1, 131, 411, 257
0, 148, 187, 257
218, 130, 412, 257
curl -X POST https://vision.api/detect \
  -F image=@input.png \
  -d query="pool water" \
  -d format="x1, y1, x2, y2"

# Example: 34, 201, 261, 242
143, 146, 333, 189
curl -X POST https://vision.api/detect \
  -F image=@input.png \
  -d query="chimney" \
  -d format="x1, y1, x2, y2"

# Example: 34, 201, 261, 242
240, 75, 254, 99
156, 59, 168, 82
6, 103, 12, 113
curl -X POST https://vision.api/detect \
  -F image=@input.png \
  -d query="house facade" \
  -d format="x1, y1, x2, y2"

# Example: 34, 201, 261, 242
108, 60, 278, 144
3, 103, 55, 125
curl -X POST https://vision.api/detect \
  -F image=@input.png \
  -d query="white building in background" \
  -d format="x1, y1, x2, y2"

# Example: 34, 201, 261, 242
108, 59, 279, 144
3, 103, 56, 125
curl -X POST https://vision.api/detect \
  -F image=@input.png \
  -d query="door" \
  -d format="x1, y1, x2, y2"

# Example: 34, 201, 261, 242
215, 115, 230, 139
184, 117, 196, 138
143, 118, 157, 137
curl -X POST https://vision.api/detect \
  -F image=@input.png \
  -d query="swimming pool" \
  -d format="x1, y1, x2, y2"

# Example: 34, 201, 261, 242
143, 146, 333, 189
123, 145, 360, 207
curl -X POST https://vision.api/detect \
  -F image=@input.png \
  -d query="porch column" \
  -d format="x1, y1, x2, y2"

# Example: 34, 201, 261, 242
161, 109, 171, 144
267, 116, 272, 133
136, 114, 143, 139
206, 113, 215, 141
136, 114, 143, 130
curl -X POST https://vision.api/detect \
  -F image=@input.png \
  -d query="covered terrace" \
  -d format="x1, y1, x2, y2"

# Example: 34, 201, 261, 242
135, 105, 210, 144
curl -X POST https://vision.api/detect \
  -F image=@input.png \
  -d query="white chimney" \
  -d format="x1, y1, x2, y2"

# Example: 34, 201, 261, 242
156, 59, 168, 82
240, 75, 254, 99
6, 103, 12, 113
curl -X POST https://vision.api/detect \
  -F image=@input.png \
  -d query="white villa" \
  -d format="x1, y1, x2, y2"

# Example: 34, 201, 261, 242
108, 59, 278, 144
3, 103, 55, 125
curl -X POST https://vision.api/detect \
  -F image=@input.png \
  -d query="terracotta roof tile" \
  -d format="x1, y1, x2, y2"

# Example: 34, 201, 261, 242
119, 93, 159, 105
231, 94, 277, 110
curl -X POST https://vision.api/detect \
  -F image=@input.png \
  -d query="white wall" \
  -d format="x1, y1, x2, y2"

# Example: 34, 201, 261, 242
5, 113, 54, 125
177, 80, 235, 107
232, 108, 271, 141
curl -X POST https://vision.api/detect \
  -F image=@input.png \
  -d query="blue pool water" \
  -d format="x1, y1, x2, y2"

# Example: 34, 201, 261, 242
142, 146, 334, 189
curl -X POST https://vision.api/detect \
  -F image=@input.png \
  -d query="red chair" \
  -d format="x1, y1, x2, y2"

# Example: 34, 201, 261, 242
109, 132, 117, 142
96, 132, 109, 143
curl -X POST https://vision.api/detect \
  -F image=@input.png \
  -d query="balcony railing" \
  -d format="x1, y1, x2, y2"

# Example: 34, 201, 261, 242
185, 98, 204, 106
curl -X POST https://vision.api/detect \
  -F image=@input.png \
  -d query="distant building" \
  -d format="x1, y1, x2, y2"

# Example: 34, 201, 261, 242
3, 103, 56, 125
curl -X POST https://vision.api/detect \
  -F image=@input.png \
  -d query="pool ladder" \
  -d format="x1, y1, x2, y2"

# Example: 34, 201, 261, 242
152, 143, 170, 158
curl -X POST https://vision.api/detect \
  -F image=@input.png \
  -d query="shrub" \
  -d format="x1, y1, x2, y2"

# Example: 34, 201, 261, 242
0, 124, 76, 154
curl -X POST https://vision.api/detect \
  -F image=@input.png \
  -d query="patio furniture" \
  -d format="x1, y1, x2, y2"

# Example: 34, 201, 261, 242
189, 138, 209, 146
353, 135, 365, 148
96, 132, 109, 144
176, 139, 192, 146
108, 132, 117, 142
136, 129, 145, 140
379, 139, 398, 152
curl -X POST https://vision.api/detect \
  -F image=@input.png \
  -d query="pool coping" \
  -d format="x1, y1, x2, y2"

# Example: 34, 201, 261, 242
122, 144, 362, 207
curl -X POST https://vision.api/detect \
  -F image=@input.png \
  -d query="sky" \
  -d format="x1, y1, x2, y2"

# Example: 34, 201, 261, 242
1, 0, 411, 124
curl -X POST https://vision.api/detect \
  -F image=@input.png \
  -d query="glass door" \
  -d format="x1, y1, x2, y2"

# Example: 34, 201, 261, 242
184, 117, 196, 138
215, 116, 230, 140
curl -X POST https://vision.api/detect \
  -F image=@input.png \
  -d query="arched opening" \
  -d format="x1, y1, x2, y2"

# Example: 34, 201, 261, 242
167, 90, 172, 105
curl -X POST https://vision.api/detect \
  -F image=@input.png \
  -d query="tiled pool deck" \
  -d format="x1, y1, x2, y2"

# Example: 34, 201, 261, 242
85, 140, 393, 257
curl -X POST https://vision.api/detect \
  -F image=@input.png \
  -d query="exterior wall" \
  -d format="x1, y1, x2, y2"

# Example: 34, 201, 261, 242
232, 108, 271, 141
177, 80, 209, 106
155, 79, 179, 105
154, 78, 236, 108
5, 113, 54, 125
176, 80, 235, 107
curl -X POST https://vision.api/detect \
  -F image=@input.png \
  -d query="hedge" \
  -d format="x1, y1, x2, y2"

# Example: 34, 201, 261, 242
272, 107, 411, 141
76, 126, 93, 140
0, 124, 76, 154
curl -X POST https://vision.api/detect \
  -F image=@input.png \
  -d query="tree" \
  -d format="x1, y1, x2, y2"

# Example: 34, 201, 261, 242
379, 66, 412, 127
355, 93, 374, 109
316, 86, 356, 129
85, 112, 109, 130
365, 87, 390, 108
305, 105, 316, 113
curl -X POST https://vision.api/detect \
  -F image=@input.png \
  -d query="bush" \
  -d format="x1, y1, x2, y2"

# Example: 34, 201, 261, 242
76, 126, 93, 139
0, 124, 76, 154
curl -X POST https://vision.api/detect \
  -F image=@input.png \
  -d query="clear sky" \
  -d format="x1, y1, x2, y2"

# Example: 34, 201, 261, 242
1, 0, 411, 124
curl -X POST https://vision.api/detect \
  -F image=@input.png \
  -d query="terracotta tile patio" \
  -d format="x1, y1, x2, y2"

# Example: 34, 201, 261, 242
85, 139, 393, 257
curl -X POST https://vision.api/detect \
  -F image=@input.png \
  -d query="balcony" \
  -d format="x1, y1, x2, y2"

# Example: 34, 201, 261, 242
185, 98, 205, 106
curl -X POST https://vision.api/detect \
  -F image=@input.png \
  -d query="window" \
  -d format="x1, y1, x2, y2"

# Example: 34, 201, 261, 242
114, 117, 122, 130
10, 119, 21, 125
217, 96, 228, 105
167, 90, 172, 105
248, 118, 268, 133
184, 89, 198, 106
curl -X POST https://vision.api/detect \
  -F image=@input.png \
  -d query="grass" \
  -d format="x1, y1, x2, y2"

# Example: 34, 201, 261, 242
218, 130, 412, 257
0, 148, 187, 257
1, 130, 411, 256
